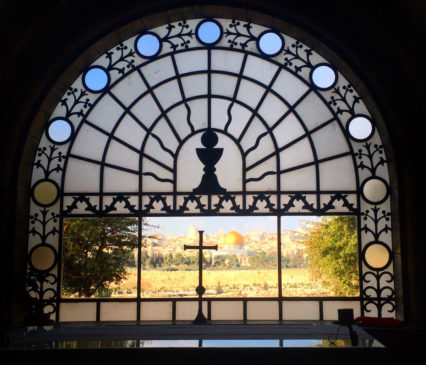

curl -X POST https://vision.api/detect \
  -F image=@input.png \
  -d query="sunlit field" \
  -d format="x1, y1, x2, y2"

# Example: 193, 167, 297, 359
98, 268, 334, 298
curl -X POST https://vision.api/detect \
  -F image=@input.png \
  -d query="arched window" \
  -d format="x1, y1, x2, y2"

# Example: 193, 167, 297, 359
27, 17, 395, 323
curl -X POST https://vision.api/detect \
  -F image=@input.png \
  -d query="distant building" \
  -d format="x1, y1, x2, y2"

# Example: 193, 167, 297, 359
213, 231, 256, 261
187, 225, 199, 240
223, 231, 244, 250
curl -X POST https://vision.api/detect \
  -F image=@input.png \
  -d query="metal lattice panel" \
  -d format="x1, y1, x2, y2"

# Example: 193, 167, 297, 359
27, 18, 394, 322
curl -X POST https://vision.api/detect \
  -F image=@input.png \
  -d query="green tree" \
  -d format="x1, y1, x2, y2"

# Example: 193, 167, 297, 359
301, 216, 359, 296
227, 255, 240, 268
249, 252, 277, 268
62, 217, 139, 297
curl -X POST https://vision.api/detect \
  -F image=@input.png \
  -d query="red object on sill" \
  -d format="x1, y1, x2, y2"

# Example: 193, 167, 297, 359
355, 316, 403, 327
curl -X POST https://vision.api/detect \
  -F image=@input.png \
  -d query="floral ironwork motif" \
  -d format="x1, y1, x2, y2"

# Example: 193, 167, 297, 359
162, 21, 194, 51
62, 193, 360, 216
355, 143, 386, 177
224, 19, 257, 49
328, 83, 362, 116
362, 270, 395, 317
105, 43, 136, 75
60, 87, 92, 119
361, 207, 391, 241
34, 145, 66, 179
283, 40, 314, 73
26, 208, 59, 324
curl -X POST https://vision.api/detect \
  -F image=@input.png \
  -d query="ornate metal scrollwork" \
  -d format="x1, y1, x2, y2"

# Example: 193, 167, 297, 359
224, 19, 257, 49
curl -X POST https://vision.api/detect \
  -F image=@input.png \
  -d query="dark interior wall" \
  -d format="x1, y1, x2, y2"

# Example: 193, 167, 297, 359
0, 0, 424, 325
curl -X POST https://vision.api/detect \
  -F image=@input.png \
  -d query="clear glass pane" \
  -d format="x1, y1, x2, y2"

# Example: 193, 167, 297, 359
236, 79, 265, 109
100, 302, 137, 321
71, 124, 109, 161
103, 168, 139, 193
175, 50, 207, 74
246, 158, 277, 191
175, 301, 207, 320
113, 114, 147, 150
311, 121, 349, 159
258, 91, 289, 128
282, 301, 319, 320
211, 74, 238, 97
181, 74, 208, 98
105, 140, 140, 171
211, 301, 244, 320
64, 158, 100, 192
87, 94, 124, 133
272, 113, 306, 148
131, 94, 161, 129
246, 301, 279, 320
279, 137, 314, 171
295, 92, 334, 130
110, 70, 147, 107
241, 118, 275, 165
226, 103, 252, 139
281, 216, 359, 297
272, 70, 309, 105
243, 55, 279, 85
140, 216, 278, 298
59, 302, 97, 322
61, 217, 138, 298
211, 49, 245, 73
154, 79, 182, 110
323, 301, 360, 320
142, 56, 175, 87
280, 165, 316, 191
319, 156, 356, 190
141, 158, 174, 192
211, 98, 234, 130
140, 302, 172, 320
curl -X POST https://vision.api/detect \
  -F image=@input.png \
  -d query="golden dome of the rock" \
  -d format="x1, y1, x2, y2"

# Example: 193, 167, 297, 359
224, 231, 244, 245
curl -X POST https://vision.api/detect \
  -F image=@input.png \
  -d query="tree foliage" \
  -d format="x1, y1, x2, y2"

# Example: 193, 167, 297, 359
248, 252, 277, 268
301, 216, 359, 296
62, 217, 138, 297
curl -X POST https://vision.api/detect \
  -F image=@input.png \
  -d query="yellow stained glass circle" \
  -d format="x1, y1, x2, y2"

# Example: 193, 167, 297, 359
30, 245, 56, 271
362, 177, 389, 204
33, 180, 58, 206
364, 243, 390, 270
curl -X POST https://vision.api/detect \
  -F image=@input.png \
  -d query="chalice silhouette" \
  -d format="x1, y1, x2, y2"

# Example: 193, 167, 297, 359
193, 129, 227, 194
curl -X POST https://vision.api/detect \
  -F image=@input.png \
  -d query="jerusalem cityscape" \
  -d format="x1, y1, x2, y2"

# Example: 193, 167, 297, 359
108, 220, 336, 298
62, 216, 359, 299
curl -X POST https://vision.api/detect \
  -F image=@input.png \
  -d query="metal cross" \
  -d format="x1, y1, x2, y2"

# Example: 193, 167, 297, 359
184, 230, 217, 324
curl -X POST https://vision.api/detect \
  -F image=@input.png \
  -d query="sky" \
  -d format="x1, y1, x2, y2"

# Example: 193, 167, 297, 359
144, 215, 320, 236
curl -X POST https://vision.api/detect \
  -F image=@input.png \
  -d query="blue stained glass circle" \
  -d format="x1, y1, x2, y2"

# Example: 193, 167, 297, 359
136, 33, 161, 58
83, 67, 109, 92
311, 64, 337, 89
258, 31, 283, 56
47, 118, 73, 144
197, 20, 222, 45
